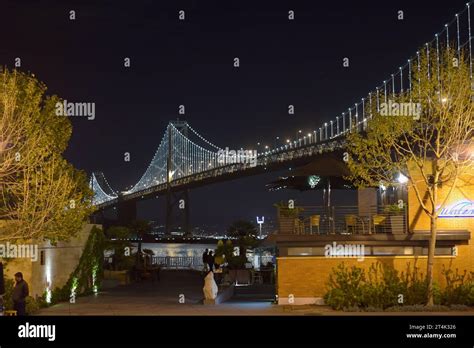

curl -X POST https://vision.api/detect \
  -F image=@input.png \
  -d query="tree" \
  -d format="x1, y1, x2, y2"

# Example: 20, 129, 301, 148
227, 220, 258, 258
0, 68, 94, 242
129, 220, 151, 255
104, 226, 133, 271
346, 46, 474, 305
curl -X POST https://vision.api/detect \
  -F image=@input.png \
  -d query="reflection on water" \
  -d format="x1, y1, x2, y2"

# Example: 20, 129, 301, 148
134, 243, 217, 257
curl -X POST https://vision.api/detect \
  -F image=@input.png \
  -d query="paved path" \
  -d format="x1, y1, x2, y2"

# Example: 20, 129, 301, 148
36, 270, 288, 316
36, 270, 474, 316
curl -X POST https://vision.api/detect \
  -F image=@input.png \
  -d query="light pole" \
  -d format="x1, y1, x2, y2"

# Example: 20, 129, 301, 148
256, 216, 264, 238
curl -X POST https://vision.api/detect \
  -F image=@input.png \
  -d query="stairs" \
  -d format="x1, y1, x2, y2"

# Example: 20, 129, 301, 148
232, 284, 276, 301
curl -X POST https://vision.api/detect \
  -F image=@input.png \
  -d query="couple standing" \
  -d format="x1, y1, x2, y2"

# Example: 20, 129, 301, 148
202, 249, 215, 272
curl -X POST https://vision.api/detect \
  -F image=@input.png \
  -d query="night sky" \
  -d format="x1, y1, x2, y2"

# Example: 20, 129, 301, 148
0, 0, 468, 231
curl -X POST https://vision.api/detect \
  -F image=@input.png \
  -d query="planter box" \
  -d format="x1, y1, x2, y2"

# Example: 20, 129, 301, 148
227, 270, 251, 285
278, 216, 296, 235
104, 270, 130, 285
390, 215, 405, 234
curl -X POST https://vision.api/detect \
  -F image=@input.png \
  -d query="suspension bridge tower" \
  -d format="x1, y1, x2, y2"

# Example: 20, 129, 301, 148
166, 119, 191, 236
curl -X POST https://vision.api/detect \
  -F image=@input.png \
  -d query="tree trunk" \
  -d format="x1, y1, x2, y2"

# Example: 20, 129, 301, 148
426, 215, 437, 306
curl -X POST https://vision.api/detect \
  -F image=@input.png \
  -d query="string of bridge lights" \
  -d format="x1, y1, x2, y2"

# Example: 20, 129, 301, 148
122, 122, 223, 196
260, 1, 473, 157
187, 123, 223, 151
92, 1, 474, 205
90, 173, 118, 205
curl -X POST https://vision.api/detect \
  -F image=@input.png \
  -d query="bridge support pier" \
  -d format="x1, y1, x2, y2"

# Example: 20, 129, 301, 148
165, 188, 191, 236
117, 199, 137, 226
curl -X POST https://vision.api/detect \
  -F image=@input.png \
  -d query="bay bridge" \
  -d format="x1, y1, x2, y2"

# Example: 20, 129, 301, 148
91, 2, 474, 232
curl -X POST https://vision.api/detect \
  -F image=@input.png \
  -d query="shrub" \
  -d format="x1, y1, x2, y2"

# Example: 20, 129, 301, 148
360, 263, 404, 309
324, 262, 446, 310
440, 268, 474, 306
2, 279, 42, 314
324, 263, 365, 310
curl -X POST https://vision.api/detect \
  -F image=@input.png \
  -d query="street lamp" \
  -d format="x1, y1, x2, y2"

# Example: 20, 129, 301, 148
256, 216, 264, 238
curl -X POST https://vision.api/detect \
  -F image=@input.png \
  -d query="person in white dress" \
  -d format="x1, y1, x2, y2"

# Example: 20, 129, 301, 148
203, 271, 218, 300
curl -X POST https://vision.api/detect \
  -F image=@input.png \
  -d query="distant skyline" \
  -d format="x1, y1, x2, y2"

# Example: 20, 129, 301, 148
1, 0, 467, 228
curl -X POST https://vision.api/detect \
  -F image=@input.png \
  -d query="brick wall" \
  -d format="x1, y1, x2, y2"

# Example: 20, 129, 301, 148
277, 239, 474, 303
407, 162, 474, 232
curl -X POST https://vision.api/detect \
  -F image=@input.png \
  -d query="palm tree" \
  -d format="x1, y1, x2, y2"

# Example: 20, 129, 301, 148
227, 220, 258, 258
129, 220, 152, 264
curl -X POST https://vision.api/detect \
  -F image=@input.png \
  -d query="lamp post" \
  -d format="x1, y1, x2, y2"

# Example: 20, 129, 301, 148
256, 216, 264, 238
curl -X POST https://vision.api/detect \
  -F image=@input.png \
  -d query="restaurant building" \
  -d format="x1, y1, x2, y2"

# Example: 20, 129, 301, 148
266, 155, 474, 305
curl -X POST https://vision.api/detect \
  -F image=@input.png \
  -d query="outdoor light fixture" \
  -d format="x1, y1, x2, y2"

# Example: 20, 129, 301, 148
397, 173, 409, 184
256, 216, 264, 237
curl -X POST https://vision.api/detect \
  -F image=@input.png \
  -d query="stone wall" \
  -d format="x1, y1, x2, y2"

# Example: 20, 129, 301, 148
3, 224, 99, 298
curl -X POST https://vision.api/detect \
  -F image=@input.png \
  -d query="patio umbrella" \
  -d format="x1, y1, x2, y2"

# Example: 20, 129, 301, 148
266, 155, 354, 201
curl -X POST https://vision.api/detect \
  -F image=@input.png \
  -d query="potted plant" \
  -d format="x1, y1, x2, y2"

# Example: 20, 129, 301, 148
274, 201, 304, 234
384, 203, 406, 234
225, 221, 259, 284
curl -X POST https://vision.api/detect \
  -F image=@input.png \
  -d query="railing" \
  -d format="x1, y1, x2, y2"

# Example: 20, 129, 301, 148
150, 256, 204, 270
277, 205, 407, 235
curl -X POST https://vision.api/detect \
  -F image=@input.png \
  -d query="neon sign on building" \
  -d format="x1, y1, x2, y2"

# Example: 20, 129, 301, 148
438, 200, 474, 218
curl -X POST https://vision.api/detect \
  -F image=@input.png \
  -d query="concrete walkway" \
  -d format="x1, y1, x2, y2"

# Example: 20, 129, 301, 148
36, 270, 288, 316
35, 270, 474, 316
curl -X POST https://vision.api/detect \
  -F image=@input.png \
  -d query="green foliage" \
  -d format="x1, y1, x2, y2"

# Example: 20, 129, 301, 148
215, 239, 235, 266
216, 239, 233, 259
324, 264, 365, 310
324, 262, 445, 310
104, 226, 134, 271
2, 278, 14, 310
440, 267, 474, 306
227, 255, 248, 270
227, 220, 258, 261
0, 68, 95, 243
273, 201, 304, 217
2, 278, 45, 314
215, 238, 250, 269
344, 45, 474, 305
383, 203, 406, 213
48, 225, 105, 304
129, 220, 151, 238
225, 220, 259, 269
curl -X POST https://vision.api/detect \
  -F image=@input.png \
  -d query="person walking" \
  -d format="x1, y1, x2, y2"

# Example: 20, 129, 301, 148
207, 250, 215, 272
12, 272, 29, 316
202, 249, 209, 271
